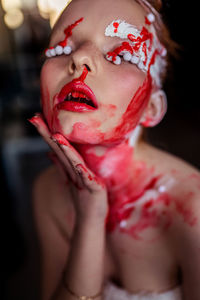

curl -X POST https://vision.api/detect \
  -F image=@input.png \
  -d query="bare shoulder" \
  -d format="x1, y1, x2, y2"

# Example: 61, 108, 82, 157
149, 148, 200, 296
141, 142, 200, 228
141, 141, 200, 176
142, 142, 200, 189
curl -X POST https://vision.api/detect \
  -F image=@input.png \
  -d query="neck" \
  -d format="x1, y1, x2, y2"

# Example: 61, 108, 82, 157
74, 126, 142, 190
73, 126, 157, 231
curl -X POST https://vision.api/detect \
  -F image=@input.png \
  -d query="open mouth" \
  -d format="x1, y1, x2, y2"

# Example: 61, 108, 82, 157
64, 91, 96, 108
56, 81, 98, 112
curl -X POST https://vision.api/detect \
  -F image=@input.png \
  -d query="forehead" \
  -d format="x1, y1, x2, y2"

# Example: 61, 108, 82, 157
51, 0, 146, 43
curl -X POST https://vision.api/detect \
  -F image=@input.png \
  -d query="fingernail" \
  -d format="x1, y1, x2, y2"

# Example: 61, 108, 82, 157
28, 115, 40, 127
51, 133, 69, 146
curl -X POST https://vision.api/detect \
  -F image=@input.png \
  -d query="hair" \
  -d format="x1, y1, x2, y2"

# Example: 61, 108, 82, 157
135, 0, 179, 83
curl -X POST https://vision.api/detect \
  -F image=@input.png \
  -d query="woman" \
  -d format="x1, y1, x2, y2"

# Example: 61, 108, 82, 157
29, 0, 200, 299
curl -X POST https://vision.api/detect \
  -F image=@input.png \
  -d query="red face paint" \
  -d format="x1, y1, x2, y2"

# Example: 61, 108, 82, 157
45, 18, 84, 57
55, 67, 99, 113
102, 74, 152, 144
60, 18, 84, 47
107, 42, 134, 63
113, 22, 119, 33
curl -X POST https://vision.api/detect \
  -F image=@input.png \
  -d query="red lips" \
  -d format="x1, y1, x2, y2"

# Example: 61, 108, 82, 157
56, 80, 98, 112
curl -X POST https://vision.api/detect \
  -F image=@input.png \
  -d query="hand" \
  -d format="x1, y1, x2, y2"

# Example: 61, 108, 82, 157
29, 113, 108, 222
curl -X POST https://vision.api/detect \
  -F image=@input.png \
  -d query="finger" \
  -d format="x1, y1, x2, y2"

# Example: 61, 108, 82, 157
51, 135, 105, 192
51, 133, 85, 188
28, 113, 50, 138
76, 164, 105, 193
51, 133, 84, 165
29, 114, 76, 182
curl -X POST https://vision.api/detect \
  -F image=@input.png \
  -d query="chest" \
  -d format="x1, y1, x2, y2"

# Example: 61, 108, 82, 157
49, 176, 180, 290
106, 227, 179, 291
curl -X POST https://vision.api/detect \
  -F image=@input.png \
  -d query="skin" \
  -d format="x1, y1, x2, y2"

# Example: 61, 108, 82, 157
30, 0, 200, 299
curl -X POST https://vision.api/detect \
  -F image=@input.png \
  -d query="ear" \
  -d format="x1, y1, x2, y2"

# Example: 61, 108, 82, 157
140, 90, 167, 127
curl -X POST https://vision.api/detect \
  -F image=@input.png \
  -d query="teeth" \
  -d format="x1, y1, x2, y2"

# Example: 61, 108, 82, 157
64, 92, 95, 108
66, 93, 72, 101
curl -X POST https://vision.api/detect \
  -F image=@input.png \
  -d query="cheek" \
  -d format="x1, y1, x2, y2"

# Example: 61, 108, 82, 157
40, 61, 63, 130
103, 65, 145, 110
40, 64, 52, 128
103, 72, 152, 143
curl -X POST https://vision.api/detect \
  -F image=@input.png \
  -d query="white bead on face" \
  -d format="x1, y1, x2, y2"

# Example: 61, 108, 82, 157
45, 18, 83, 59
45, 45, 72, 58
55, 45, 63, 55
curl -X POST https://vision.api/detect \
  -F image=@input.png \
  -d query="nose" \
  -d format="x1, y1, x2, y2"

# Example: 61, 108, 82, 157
68, 41, 99, 76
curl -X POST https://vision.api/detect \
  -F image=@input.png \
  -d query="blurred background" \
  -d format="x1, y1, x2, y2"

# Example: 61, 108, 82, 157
1, 1, 199, 299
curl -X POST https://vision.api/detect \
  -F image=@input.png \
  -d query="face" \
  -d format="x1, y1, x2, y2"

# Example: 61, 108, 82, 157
41, 0, 156, 145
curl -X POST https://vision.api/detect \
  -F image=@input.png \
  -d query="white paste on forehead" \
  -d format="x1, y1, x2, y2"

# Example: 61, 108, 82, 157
105, 18, 167, 87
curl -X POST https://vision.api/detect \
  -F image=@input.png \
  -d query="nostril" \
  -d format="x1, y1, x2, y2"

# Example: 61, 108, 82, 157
84, 64, 91, 72
71, 62, 76, 71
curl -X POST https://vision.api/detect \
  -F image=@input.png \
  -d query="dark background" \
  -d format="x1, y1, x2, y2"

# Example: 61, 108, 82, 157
1, 1, 199, 299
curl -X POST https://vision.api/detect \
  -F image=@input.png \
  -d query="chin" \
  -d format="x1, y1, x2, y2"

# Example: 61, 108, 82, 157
49, 112, 132, 145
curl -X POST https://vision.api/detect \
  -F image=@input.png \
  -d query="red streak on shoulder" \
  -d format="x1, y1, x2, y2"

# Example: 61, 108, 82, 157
175, 200, 197, 226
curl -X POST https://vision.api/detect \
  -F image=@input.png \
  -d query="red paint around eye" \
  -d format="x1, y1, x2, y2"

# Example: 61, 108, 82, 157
107, 26, 153, 68
58, 17, 84, 48
107, 41, 134, 62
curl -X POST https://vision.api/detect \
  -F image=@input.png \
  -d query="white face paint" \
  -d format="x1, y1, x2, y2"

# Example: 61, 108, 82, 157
105, 13, 167, 87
